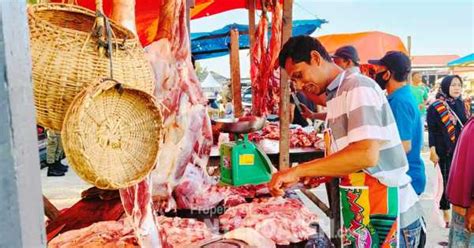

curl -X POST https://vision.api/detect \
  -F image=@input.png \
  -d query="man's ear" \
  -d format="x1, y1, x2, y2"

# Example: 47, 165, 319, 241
383, 70, 391, 80
310, 50, 322, 66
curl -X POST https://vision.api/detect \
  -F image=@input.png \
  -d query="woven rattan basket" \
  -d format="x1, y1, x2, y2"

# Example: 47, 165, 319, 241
62, 79, 163, 189
28, 3, 155, 131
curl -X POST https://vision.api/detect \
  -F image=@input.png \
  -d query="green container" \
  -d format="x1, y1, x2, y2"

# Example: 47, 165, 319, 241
219, 135, 272, 186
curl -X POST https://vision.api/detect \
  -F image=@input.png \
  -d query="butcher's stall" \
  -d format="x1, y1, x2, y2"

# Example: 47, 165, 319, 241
31, 0, 338, 247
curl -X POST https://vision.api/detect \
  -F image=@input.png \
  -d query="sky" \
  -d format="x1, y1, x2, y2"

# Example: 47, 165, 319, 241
190, 0, 474, 78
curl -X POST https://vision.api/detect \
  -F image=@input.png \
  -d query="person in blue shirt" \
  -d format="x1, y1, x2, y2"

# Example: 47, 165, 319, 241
369, 51, 426, 195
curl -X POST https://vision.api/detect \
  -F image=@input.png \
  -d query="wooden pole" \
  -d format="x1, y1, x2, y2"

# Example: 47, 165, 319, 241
43, 195, 60, 221
247, 0, 256, 51
407, 35, 412, 57
279, 0, 293, 170
230, 29, 243, 118
186, 0, 195, 35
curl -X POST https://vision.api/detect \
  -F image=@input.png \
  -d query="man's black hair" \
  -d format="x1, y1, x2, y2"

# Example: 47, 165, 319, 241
279, 35, 332, 68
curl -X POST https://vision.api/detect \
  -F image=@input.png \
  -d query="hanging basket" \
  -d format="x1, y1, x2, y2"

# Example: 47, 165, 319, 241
62, 79, 163, 189
28, 3, 155, 131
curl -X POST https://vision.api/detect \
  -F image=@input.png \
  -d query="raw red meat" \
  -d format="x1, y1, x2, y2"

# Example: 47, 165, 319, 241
251, 2, 283, 116
48, 220, 138, 248
250, 11, 268, 116
251, 124, 321, 148
157, 216, 216, 248
49, 216, 215, 248
145, 0, 213, 212
119, 176, 162, 247
173, 168, 270, 210
173, 166, 226, 210
219, 198, 318, 245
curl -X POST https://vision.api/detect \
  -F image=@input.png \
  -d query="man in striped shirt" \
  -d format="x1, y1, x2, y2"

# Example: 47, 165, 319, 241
269, 36, 422, 247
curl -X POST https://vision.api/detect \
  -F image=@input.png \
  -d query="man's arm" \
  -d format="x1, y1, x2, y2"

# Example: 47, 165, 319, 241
300, 104, 326, 120
269, 139, 380, 196
294, 139, 379, 177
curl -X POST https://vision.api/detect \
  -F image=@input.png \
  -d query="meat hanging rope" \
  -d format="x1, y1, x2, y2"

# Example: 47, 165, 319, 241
251, 1, 283, 116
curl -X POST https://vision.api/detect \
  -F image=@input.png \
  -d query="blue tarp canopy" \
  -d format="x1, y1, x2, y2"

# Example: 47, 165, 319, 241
447, 53, 474, 66
191, 19, 327, 60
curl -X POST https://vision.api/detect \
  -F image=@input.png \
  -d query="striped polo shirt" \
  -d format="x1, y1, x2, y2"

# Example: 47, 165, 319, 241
325, 72, 421, 228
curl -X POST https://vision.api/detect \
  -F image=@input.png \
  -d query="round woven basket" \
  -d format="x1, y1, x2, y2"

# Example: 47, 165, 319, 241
28, 3, 155, 131
62, 79, 163, 189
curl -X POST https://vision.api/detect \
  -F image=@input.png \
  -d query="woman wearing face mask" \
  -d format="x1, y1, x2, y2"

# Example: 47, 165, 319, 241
427, 75, 469, 227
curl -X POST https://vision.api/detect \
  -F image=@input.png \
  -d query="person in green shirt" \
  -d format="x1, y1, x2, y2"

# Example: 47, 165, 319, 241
410, 72, 429, 120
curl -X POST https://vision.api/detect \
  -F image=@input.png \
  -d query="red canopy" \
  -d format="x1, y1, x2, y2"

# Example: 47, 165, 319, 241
52, 0, 276, 46
317, 31, 408, 64
191, 0, 279, 19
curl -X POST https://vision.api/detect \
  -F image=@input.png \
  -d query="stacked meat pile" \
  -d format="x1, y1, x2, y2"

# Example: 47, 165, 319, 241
249, 123, 321, 148
157, 216, 215, 248
219, 198, 319, 245
48, 220, 138, 248
173, 166, 270, 210
49, 216, 215, 248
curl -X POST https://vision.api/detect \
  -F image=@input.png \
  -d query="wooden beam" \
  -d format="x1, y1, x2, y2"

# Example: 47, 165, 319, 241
247, 0, 256, 52
230, 29, 243, 118
300, 188, 332, 218
327, 180, 341, 248
43, 195, 60, 221
279, 0, 293, 170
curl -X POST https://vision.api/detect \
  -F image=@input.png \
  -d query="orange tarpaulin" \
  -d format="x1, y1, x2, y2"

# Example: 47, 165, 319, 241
317, 31, 408, 64
51, 0, 276, 46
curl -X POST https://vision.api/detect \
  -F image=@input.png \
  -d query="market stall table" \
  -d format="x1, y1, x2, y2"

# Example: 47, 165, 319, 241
209, 142, 340, 247
209, 142, 324, 168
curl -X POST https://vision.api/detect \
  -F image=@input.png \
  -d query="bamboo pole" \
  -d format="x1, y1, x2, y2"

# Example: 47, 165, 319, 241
248, 0, 256, 51
230, 29, 243, 118
279, 0, 293, 170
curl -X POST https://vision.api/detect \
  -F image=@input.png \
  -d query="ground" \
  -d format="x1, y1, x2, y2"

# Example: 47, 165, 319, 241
42, 133, 449, 247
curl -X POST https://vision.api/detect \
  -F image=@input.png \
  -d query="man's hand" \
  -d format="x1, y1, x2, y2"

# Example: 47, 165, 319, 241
300, 104, 315, 119
268, 168, 299, 196
430, 147, 439, 165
